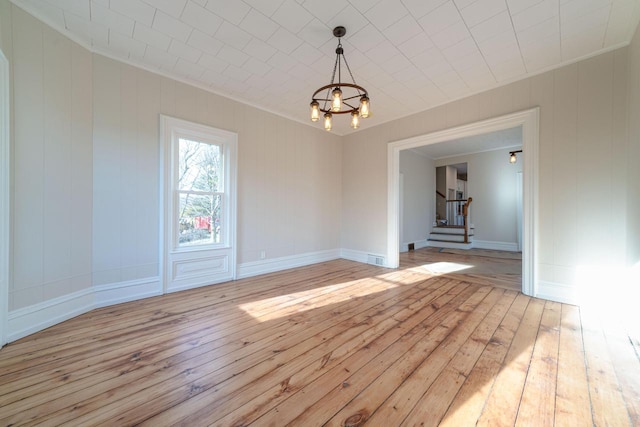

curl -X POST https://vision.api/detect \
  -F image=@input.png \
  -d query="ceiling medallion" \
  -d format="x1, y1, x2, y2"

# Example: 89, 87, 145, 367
309, 26, 370, 131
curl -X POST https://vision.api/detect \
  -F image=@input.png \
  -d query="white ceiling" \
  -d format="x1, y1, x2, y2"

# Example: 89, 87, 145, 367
11, 0, 640, 135
411, 125, 522, 159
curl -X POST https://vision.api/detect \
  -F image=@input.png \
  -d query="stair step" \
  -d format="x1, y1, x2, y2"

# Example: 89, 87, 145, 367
431, 227, 474, 235
428, 234, 473, 243
427, 241, 473, 250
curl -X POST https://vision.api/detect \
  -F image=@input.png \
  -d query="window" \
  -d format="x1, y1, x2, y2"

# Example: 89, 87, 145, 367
176, 138, 223, 247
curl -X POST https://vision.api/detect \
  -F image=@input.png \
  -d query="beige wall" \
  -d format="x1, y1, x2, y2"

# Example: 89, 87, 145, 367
4, 4, 341, 311
5, 6, 93, 310
628, 23, 640, 266
343, 47, 631, 290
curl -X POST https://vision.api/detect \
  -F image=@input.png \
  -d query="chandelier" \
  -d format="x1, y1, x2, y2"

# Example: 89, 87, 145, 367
309, 26, 370, 131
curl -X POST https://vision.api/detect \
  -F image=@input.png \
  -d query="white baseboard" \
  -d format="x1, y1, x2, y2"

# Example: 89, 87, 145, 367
472, 240, 519, 252
8, 275, 162, 342
8, 288, 94, 342
237, 249, 341, 279
536, 280, 578, 305
339, 248, 390, 267
94, 276, 162, 308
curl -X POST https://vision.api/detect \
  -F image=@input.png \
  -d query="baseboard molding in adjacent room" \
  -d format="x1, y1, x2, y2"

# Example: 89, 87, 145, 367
237, 249, 341, 279
8, 288, 94, 342
400, 239, 429, 253
472, 240, 519, 252
94, 276, 162, 308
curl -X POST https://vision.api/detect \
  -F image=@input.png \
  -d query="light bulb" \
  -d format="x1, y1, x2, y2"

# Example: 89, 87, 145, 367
310, 100, 319, 122
324, 112, 332, 131
359, 95, 370, 118
510, 153, 517, 164
331, 87, 342, 112
350, 110, 359, 129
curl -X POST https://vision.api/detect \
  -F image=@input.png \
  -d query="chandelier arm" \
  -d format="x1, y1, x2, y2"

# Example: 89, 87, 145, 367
323, 53, 340, 111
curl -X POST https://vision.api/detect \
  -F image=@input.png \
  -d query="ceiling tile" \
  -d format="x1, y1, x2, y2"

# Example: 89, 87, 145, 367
267, 51, 299, 72
133, 22, 171, 50
561, 25, 607, 60
110, 0, 155, 27
290, 43, 324, 65
365, 0, 409, 30
187, 30, 224, 56
242, 57, 273, 76
217, 45, 250, 67
460, 0, 508, 28
141, 0, 187, 18
431, 21, 471, 50
243, 0, 286, 17
296, 19, 333, 48
469, 10, 513, 42
216, 20, 253, 50
512, 0, 559, 32
168, 39, 202, 63
401, 0, 448, 19
268, 27, 304, 53
442, 37, 479, 63
243, 38, 279, 62
506, 0, 545, 15
347, 24, 386, 52
180, 1, 223, 37
418, 1, 463, 36
222, 64, 252, 82
489, 56, 526, 81
301, 0, 347, 24
383, 14, 424, 45
197, 52, 229, 73
348, 0, 384, 14
326, 5, 369, 37
515, 15, 559, 47
152, 10, 192, 43
239, 9, 279, 41
271, 0, 314, 34
91, 1, 135, 37
561, 5, 610, 40
204, 0, 251, 25
398, 32, 435, 57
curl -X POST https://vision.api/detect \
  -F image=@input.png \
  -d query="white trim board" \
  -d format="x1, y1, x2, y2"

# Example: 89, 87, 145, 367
8, 276, 161, 342
237, 249, 341, 279
0, 47, 9, 347
388, 108, 539, 299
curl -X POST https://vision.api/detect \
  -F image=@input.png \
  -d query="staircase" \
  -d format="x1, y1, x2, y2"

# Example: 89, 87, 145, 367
428, 225, 474, 249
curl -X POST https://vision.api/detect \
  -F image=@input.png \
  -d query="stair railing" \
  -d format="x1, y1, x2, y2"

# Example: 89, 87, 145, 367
463, 197, 472, 243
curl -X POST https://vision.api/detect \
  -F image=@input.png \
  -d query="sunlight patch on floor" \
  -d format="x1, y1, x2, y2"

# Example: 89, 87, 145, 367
239, 278, 399, 322
422, 262, 473, 274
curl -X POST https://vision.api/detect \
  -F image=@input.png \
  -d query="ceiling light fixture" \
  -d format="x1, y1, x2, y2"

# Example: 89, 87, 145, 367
509, 150, 523, 164
310, 26, 370, 131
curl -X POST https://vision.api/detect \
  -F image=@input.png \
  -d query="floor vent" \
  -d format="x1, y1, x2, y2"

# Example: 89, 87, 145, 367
367, 254, 385, 266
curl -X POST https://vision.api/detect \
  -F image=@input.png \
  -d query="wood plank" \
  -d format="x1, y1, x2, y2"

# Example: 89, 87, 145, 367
581, 305, 634, 427
476, 297, 545, 426
515, 300, 562, 427
398, 290, 519, 426
554, 304, 592, 426
438, 293, 531, 426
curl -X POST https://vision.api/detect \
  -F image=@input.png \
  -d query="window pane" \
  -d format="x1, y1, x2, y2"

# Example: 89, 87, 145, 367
178, 138, 223, 192
178, 193, 222, 246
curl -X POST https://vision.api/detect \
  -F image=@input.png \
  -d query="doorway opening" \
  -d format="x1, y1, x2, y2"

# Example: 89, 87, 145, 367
388, 108, 539, 297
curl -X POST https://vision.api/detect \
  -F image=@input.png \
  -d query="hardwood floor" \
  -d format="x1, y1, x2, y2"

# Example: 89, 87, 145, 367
0, 248, 638, 426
